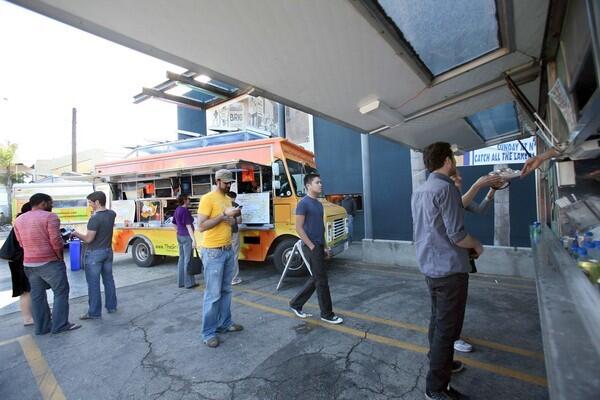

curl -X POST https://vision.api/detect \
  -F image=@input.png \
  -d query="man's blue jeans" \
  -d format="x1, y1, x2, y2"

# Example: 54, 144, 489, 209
24, 261, 71, 334
201, 247, 235, 341
84, 248, 117, 317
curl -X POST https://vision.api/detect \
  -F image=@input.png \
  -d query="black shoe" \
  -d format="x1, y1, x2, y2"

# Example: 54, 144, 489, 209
425, 389, 453, 400
290, 306, 312, 319
219, 323, 243, 333
451, 360, 464, 373
425, 386, 469, 400
320, 315, 344, 324
447, 385, 470, 400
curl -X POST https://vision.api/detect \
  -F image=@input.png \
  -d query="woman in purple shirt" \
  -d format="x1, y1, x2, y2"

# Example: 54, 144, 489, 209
173, 194, 197, 288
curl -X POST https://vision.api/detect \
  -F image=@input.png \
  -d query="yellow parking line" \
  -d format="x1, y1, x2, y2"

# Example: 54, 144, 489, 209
233, 297, 547, 387
0, 336, 21, 347
18, 335, 66, 400
236, 287, 545, 361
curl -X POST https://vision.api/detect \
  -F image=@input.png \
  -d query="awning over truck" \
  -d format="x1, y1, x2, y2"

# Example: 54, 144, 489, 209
95, 142, 273, 178
11, 0, 550, 151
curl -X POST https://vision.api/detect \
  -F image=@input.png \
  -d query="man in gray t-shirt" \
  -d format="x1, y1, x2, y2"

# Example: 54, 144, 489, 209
86, 208, 116, 251
72, 191, 117, 319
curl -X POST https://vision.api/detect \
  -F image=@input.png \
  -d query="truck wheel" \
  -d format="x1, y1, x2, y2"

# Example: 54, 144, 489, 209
132, 239, 156, 268
273, 238, 308, 277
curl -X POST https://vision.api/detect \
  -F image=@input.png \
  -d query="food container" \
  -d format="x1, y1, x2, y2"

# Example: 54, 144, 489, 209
578, 259, 600, 283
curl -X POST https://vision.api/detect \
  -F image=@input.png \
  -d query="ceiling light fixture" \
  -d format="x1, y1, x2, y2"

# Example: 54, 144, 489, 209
194, 74, 211, 84
359, 100, 404, 127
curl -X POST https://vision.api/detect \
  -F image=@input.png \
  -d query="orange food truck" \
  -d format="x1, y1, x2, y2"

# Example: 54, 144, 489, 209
94, 131, 349, 276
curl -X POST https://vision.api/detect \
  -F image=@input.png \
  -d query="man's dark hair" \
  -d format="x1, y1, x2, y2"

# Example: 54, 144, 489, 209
226, 191, 237, 199
29, 193, 52, 207
87, 191, 107, 206
176, 194, 189, 206
422, 142, 453, 172
304, 173, 320, 187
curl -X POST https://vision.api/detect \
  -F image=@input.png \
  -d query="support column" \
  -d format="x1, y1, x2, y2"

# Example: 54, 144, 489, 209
494, 163, 510, 246
277, 103, 286, 138
410, 149, 426, 192
361, 133, 373, 239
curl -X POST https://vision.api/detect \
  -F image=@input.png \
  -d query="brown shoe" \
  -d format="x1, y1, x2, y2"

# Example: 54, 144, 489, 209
205, 337, 219, 348
221, 323, 244, 333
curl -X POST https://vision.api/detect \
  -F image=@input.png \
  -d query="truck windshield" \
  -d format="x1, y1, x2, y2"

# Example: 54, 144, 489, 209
286, 160, 317, 197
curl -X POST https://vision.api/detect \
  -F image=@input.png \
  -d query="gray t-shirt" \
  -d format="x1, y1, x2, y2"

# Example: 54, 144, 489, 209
86, 209, 116, 251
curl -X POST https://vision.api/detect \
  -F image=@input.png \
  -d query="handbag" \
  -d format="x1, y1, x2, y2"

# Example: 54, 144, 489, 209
0, 229, 23, 261
187, 249, 203, 275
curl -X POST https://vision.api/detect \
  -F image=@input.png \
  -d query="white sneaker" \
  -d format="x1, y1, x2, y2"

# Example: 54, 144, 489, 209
231, 277, 242, 285
290, 307, 312, 318
454, 339, 473, 353
321, 315, 344, 324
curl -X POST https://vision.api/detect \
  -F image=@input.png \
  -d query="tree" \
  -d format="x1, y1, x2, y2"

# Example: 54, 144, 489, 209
0, 141, 18, 223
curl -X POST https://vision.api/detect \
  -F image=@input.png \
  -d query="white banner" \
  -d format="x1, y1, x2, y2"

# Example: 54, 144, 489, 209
461, 137, 536, 166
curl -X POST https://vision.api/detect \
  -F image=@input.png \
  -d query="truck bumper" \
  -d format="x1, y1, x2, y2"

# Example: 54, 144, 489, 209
326, 240, 349, 259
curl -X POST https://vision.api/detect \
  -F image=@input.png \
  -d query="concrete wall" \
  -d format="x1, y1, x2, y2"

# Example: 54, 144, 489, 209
362, 239, 535, 278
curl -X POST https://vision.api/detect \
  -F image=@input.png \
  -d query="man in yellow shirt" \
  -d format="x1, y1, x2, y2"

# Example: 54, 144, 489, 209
198, 169, 243, 348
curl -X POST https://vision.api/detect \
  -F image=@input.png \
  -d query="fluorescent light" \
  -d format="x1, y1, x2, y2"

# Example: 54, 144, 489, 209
165, 84, 190, 97
194, 74, 211, 84
359, 100, 404, 126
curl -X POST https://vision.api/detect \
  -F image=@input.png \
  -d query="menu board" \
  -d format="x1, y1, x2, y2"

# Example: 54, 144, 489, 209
235, 193, 270, 224
111, 200, 136, 225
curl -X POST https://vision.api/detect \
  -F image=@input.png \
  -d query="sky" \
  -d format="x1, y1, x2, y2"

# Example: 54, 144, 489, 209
0, 1, 186, 165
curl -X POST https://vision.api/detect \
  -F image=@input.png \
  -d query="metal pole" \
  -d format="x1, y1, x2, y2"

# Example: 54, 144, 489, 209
361, 133, 373, 239
277, 103, 286, 138
586, 0, 600, 83
410, 149, 426, 192
493, 163, 511, 246
72, 107, 77, 172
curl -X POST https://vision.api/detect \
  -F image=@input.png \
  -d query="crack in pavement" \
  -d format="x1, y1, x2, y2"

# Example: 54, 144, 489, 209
116, 291, 195, 400
332, 329, 369, 399
399, 361, 426, 399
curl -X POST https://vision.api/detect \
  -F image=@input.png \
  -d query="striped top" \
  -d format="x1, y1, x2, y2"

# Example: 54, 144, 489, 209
14, 210, 63, 265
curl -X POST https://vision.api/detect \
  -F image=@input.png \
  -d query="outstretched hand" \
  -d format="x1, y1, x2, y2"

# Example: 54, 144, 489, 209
475, 175, 504, 189
520, 156, 543, 177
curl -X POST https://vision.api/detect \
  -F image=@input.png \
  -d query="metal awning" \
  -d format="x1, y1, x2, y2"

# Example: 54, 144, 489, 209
10, 0, 552, 151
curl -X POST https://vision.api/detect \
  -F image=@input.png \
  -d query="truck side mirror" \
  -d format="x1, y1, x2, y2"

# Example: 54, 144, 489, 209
273, 181, 281, 190
272, 162, 281, 177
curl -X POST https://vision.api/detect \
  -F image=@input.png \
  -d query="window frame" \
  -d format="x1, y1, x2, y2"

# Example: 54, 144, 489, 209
351, 0, 514, 85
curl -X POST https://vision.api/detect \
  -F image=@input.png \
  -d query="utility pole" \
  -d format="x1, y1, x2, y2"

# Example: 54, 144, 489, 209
71, 107, 77, 172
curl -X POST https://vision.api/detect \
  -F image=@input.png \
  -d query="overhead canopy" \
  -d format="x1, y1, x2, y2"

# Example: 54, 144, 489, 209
11, 0, 551, 151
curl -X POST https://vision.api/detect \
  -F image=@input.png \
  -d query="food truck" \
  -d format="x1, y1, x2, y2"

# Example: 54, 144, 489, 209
94, 131, 349, 275
11, 178, 107, 232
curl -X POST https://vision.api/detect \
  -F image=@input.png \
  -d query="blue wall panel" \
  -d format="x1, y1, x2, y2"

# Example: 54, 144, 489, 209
508, 163, 537, 247
177, 106, 206, 138
313, 117, 363, 195
369, 135, 413, 241
457, 163, 536, 247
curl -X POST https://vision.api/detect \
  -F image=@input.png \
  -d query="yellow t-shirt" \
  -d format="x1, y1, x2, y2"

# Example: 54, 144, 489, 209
198, 190, 233, 248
